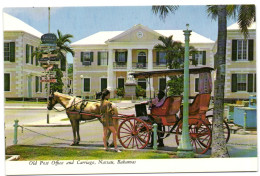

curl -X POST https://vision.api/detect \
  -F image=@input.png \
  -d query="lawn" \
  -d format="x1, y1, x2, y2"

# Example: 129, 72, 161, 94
6, 145, 175, 160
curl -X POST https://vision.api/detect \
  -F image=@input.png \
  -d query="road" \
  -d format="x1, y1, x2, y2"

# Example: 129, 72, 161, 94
4, 104, 258, 157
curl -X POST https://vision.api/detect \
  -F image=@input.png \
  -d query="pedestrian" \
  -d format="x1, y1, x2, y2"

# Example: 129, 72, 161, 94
100, 89, 121, 152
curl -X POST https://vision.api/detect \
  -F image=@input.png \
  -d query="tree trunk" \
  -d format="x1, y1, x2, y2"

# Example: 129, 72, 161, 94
211, 5, 229, 158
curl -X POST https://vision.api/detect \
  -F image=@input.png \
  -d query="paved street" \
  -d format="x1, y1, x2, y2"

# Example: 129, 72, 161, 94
4, 102, 258, 157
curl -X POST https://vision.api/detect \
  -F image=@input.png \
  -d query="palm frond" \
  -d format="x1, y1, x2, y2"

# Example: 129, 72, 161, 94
238, 5, 256, 38
152, 5, 179, 21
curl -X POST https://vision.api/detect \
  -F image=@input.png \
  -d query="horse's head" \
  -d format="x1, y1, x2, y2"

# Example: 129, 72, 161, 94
47, 92, 58, 110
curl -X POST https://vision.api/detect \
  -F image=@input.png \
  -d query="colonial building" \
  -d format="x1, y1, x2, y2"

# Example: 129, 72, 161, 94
71, 24, 215, 98
4, 13, 46, 99
213, 22, 256, 100
4, 13, 69, 99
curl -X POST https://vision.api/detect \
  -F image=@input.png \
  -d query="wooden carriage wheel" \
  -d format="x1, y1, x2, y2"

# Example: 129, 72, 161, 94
205, 115, 230, 143
118, 117, 151, 149
175, 118, 212, 154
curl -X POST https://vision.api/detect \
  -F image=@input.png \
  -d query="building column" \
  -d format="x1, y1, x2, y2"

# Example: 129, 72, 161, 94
107, 49, 115, 97
127, 49, 132, 71
146, 49, 154, 98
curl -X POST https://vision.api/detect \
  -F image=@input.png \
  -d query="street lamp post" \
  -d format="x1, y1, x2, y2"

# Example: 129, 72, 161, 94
177, 24, 194, 158
80, 75, 83, 98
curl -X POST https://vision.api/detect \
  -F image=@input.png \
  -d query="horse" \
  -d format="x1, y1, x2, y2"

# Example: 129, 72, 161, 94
47, 92, 119, 146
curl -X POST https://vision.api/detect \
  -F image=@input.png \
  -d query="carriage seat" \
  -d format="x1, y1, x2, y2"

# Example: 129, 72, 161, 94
150, 96, 182, 126
180, 93, 211, 117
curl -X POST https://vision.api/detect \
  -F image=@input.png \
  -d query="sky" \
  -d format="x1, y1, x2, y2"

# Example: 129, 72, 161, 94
3, 6, 238, 63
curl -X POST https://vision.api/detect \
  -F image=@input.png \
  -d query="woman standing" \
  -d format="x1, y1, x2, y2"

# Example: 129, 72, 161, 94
100, 89, 121, 152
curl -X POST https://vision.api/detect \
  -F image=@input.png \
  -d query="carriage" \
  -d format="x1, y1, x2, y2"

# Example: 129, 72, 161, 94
115, 67, 230, 154
48, 67, 230, 154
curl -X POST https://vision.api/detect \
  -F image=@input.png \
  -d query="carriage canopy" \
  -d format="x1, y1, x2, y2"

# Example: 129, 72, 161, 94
130, 67, 214, 79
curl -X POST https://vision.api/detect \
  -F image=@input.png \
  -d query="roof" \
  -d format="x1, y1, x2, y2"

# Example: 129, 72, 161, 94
155, 30, 214, 43
3, 13, 43, 38
130, 67, 214, 78
227, 22, 256, 30
71, 31, 123, 46
71, 24, 214, 46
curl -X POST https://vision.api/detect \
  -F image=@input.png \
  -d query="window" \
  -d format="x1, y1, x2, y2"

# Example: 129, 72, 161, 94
237, 40, 248, 60
101, 78, 107, 91
4, 73, 10, 91
232, 73, 256, 93
4, 42, 15, 62
193, 51, 206, 65
232, 39, 254, 61
118, 52, 126, 62
159, 78, 166, 91
84, 78, 90, 92
81, 52, 93, 65
118, 78, 125, 89
82, 52, 91, 62
157, 52, 167, 65
237, 74, 247, 91
4, 43, 10, 61
36, 76, 42, 93
98, 52, 108, 65
138, 79, 146, 90
195, 78, 199, 92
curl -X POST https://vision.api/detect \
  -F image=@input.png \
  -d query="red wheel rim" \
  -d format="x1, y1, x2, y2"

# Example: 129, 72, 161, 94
118, 118, 150, 149
175, 118, 212, 154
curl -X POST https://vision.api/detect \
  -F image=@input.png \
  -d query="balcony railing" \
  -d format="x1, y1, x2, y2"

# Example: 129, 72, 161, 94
153, 62, 167, 69
113, 62, 167, 70
133, 62, 147, 69
113, 62, 127, 69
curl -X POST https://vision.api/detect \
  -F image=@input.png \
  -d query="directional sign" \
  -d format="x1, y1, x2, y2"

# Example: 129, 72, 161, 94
49, 61, 60, 65
40, 79, 57, 83
41, 33, 57, 44
42, 54, 58, 58
39, 57, 49, 61
41, 71, 56, 75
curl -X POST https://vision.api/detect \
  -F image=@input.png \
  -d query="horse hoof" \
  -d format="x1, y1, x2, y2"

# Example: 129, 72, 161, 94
70, 142, 77, 146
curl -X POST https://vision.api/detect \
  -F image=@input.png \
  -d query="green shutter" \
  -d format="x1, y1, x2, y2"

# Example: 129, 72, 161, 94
254, 74, 256, 92
231, 74, 237, 92
125, 51, 127, 63
232, 40, 237, 61
84, 78, 90, 92
98, 52, 101, 65
26, 44, 29, 63
195, 78, 199, 92
31, 46, 34, 64
202, 51, 206, 65
248, 39, 254, 61
192, 53, 196, 65
36, 76, 39, 92
247, 74, 254, 92
10, 42, 15, 62
115, 51, 118, 62
101, 78, 107, 91
90, 52, 93, 62
35, 47, 39, 66
81, 52, 83, 62
106, 52, 108, 65
4, 73, 10, 91
156, 51, 159, 65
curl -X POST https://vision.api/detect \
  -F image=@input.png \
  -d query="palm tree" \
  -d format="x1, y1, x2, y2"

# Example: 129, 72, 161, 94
154, 35, 197, 95
152, 4, 255, 157
53, 30, 75, 71
207, 4, 255, 157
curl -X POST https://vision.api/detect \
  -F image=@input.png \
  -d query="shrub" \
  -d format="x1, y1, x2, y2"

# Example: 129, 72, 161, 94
115, 88, 125, 97
136, 85, 146, 97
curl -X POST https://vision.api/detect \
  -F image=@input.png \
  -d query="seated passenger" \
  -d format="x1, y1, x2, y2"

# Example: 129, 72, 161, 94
150, 90, 166, 108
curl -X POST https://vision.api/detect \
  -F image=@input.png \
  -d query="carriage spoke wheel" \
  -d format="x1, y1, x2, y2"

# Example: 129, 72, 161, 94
206, 115, 230, 143
118, 118, 151, 149
175, 118, 212, 154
